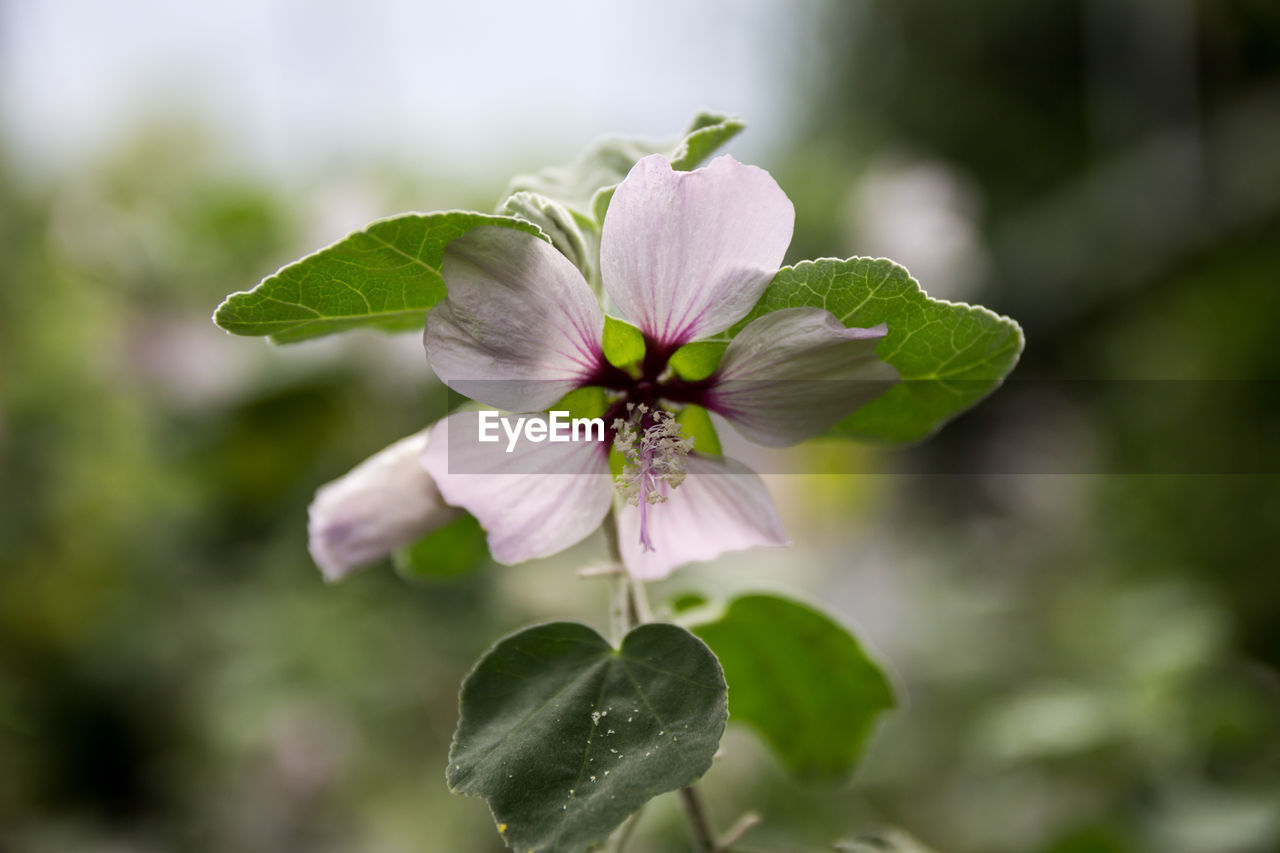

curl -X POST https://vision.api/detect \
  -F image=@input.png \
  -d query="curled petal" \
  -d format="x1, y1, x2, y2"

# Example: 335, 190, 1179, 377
600, 155, 794, 348
426, 227, 604, 412
308, 429, 458, 582
616, 454, 787, 581
705, 308, 898, 446
421, 412, 613, 564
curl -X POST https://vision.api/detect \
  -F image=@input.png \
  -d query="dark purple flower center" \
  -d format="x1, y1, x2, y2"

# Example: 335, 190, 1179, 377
585, 335, 716, 442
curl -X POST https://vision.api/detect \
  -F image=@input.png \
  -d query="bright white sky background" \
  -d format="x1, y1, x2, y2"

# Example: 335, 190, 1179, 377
0, 0, 814, 182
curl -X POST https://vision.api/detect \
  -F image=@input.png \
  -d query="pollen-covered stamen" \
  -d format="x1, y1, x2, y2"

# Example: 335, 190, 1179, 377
612, 404, 694, 552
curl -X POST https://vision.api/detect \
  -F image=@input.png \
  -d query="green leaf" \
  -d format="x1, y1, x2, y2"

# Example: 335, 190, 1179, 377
393, 513, 489, 583
668, 112, 746, 171
213, 212, 543, 343
602, 315, 645, 369
504, 111, 744, 221
449, 622, 727, 853
692, 594, 894, 782
668, 341, 726, 381
717, 258, 1023, 443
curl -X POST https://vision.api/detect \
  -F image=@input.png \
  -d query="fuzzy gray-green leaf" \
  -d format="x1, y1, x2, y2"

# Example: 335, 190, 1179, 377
504, 111, 745, 221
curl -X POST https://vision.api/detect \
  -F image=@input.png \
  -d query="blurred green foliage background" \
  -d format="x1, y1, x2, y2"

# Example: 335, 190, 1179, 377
1, 1, 1277, 851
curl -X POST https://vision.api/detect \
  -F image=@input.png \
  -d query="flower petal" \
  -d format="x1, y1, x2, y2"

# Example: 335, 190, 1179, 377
615, 453, 787, 581
308, 428, 459, 582
425, 226, 605, 412
420, 411, 613, 564
600, 155, 794, 348
705, 308, 898, 446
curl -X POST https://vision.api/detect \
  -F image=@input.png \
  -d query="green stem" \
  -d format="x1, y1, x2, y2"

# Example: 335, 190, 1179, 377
604, 520, 717, 853
678, 785, 717, 852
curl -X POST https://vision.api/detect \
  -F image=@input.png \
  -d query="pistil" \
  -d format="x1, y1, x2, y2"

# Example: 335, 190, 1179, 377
612, 404, 694, 551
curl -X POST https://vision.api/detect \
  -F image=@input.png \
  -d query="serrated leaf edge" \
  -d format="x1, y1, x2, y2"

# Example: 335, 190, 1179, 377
788, 255, 1025, 374
211, 209, 547, 344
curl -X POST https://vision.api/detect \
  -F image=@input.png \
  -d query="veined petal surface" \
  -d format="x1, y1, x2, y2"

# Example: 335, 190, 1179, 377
308, 428, 458, 581
421, 412, 613, 564
426, 227, 604, 412
616, 453, 787, 581
600, 155, 794, 348
706, 307, 898, 446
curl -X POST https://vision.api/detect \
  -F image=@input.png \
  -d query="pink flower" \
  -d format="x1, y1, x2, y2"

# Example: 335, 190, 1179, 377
411, 154, 897, 580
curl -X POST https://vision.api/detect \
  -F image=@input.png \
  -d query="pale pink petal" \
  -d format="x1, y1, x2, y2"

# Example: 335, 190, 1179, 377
425, 226, 605, 412
421, 411, 613, 564
600, 155, 794, 349
308, 428, 459, 582
705, 308, 898, 447
616, 454, 788, 581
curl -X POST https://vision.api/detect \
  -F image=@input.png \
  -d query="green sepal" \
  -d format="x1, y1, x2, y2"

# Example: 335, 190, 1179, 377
607, 445, 626, 479
602, 315, 645, 369
668, 341, 726, 381
393, 513, 489, 583
675, 404, 722, 456
553, 386, 608, 421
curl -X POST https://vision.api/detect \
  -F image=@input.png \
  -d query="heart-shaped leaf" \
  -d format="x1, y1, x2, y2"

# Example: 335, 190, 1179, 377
213, 212, 543, 343
448, 621, 727, 852
692, 594, 894, 782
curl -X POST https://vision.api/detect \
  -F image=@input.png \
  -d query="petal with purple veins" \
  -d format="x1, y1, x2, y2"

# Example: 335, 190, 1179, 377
425, 226, 605, 412
616, 453, 788, 581
600, 155, 794, 349
421, 411, 613, 565
705, 307, 898, 447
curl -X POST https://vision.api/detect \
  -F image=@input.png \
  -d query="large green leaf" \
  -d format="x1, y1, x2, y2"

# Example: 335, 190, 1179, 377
692, 594, 894, 782
504, 111, 744, 219
716, 258, 1023, 443
213, 212, 543, 343
448, 622, 727, 852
